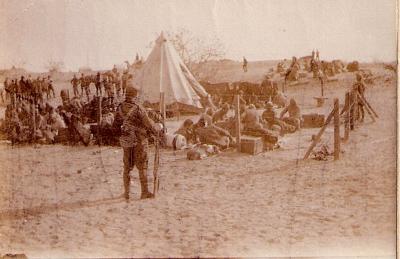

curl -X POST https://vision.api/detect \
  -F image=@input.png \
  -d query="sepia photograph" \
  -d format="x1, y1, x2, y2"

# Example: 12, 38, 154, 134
0, 0, 397, 258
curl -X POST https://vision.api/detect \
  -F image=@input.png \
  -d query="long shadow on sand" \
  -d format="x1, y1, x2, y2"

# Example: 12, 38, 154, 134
0, 196, 125, 221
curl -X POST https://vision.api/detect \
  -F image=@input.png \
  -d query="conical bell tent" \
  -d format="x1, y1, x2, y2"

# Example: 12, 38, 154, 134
134, 32, 209, 113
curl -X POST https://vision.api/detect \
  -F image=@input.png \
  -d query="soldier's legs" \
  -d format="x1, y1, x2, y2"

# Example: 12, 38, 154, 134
73, 86, 78, 97
85, 88, 90, 102
135, 143, 153, 199
122, 147, 133, 200
350, 106, 355, 130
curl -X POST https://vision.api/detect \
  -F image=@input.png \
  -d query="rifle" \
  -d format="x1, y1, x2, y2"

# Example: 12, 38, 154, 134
151, 109, 165, 197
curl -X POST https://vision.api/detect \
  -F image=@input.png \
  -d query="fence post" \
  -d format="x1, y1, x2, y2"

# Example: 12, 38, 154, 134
350, 91, 355, 130
303, 107, 335, 160
334, 98, 340, 160
235, 94, 241, 152
344, 92, 350, 142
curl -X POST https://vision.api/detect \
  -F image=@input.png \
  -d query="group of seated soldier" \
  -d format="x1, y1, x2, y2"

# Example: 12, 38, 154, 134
174, 95, 302, 151
1, 88, 120, 146
3, 97, 68, 145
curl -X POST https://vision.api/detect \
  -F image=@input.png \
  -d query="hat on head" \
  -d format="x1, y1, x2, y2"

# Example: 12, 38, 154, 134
265, 101, 273, 109
125, 84, 138, 98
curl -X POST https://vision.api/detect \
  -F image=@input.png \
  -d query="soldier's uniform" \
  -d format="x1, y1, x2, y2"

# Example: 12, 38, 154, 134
279, 98, 301, 130
121, 72, 128, 95
114, 85, 159, 200
79, 74, 85, 96
260, 76, 273, 101
351, 74, 366, 124
95, 72, 102, 96
47, 76, 55, 98
71, 75, 80, 97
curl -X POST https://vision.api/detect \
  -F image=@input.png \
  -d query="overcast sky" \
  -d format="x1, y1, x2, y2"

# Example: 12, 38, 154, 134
0, 0, 397, 72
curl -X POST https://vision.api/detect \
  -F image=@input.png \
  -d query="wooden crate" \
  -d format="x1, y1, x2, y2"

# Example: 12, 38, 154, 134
302, 113, 325, 128
240, 136, 263, 155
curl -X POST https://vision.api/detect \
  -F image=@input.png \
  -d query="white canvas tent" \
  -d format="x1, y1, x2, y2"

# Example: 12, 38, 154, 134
134, 32, 209, 111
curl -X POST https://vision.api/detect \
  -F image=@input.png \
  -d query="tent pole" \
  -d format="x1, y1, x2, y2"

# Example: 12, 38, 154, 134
159, 35, 166, 121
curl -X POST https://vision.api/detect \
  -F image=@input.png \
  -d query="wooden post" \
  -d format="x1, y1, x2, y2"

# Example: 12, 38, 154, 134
32, 100, 36, 145
358, 93, 378, 118
303, 107, 335, 160
356, 92, 376, 123
160, 92, 166, 122
344, 92, 350, 142
320, 77, 324, 97
98, 96, 102, 145
350, 91, 355, 130
333, 98, 340, 160
235, 94, 241, 152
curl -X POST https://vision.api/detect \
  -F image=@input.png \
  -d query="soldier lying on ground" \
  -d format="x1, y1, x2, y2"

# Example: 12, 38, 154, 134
193, 117, 234, 149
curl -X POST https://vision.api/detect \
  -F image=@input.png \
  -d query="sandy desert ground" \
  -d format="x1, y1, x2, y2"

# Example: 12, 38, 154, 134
0, 63, 396, 258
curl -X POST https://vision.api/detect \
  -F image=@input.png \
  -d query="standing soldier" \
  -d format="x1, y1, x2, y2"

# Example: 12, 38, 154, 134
26, 75, 33, 101
47, 75, 55, 98
104, 76, 113, 105
260, 74, 274, 101
95, 72, 102, 96
114, 84, 161, 200
121, 71, 128, 95
71, 74, 80, 97
352, 73, 366, 123
4, 77, 10, 101
114, 72, 121, 97
243, 56, 248, 72
18, 76, 25, 101
79, 73, 85, 97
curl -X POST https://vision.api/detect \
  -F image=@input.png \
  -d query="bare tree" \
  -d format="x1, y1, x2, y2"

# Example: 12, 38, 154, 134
45, 61, 65, 74
166, 28, 225, 80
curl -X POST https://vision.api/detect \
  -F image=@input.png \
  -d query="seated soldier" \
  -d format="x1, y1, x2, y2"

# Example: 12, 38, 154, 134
262, 101, 282, 133
272, 91, 287, 108
198, 107, 214, 126
279, 98, 302, 130
47, 107, 67, 131
175, 119, 196, 144
242, 104, 271, 135
212, 103, 230, 123
241, 104, 279, 147
262, 101, 296, 135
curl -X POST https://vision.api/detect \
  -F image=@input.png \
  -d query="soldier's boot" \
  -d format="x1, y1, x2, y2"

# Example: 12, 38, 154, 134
123, 169, 131, 201
360, 107, 365, 122
139, 169, 154, 199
